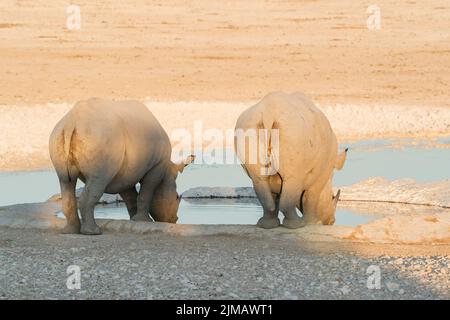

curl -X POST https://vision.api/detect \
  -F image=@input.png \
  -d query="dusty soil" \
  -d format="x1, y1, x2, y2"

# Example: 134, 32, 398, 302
0, 0, 449, 107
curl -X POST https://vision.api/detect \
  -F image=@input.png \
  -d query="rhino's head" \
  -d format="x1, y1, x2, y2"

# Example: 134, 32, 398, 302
150, 155, 195, 223
315, 148, 348, 225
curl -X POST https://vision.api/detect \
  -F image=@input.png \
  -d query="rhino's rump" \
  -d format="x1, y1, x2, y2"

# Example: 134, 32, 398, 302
236, 92, 337, 188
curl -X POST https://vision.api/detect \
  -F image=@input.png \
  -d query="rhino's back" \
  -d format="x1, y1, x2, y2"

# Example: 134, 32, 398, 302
70, 98, 169, 150
271, 92, 337, 183
236, 92, 335, 148
73, 98, 165, 136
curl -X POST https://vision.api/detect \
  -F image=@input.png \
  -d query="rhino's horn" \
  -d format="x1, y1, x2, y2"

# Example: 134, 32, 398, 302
333, 189, 341, 207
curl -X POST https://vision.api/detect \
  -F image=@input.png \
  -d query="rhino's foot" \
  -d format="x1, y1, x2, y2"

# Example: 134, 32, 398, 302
61, 223, 81, 234
282, 217, 306, 229
257, 217, 280, 229
131, 213, 152, 222
80, 223, 102, 235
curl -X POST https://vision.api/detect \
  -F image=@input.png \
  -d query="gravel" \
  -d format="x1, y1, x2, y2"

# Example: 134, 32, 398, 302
0, 227, 448, 300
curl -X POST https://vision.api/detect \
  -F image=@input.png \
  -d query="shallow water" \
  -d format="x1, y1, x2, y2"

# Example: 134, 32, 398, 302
1, 137, 449, 206
1, 137, 450, 226
56, 200, 376, 227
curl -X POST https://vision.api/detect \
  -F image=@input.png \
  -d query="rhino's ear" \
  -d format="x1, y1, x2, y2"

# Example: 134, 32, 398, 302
175, 155, 195, 173
335, 148, 348, 171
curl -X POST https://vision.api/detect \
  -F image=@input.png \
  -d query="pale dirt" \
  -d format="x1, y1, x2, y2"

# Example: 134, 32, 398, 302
0, 227, 448, 299
1, 101, 450, 171
0, 192, 446, 300
0, 0, 449, 107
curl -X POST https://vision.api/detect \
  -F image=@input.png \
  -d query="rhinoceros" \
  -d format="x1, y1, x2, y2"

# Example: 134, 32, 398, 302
235, 92, 347, 229
49, 98, 194, 235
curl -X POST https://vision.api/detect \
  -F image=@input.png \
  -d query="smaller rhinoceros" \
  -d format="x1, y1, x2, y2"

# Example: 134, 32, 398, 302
234, 92, 347, 229
49, 98, 194, 235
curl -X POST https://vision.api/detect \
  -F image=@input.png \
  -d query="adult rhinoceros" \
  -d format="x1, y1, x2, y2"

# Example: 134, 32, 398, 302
235, 92, 347, 229
49, 98, 194, 235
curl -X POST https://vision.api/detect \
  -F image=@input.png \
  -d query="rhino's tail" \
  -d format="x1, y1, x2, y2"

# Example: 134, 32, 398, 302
48, 117, 78, 183
260, 110, 279, 175
261, 110, 275, 135
62, 121, 79, 182
62, 123, 75, 161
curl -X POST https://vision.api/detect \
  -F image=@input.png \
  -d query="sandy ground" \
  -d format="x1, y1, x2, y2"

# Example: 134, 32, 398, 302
0, 227, 448, 299
0, 0, 449, 107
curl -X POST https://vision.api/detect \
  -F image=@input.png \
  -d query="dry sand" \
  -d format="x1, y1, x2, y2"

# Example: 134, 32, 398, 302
0, 0, 449, 107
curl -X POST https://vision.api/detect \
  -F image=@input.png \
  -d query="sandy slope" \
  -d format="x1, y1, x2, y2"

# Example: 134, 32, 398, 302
0, 0, 449, 107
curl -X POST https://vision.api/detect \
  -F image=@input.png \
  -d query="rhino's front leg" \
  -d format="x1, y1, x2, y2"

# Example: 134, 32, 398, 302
296, 189, 321, 225
253, 178, 280, 229
132, 165, 164, 222
279, 180, 305, 229
300, 190, 322, 225
133, 182, 155, 222
120, 186, 138, 219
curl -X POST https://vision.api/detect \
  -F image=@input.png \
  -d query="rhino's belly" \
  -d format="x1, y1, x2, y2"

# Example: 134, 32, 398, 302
268, 174, 282, 194
104, 180, 139, 194
104, 158, 158, 194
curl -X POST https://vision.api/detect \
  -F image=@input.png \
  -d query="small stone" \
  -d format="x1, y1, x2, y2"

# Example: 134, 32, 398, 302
386, 281, 400, 292
340, 285, 351, 295
284, 291, 298, 300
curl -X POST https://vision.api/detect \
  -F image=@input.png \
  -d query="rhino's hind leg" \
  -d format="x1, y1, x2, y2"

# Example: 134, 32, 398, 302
279, 180, 305, 229
253, 178, 280, 229
78, 178, 107, 235
120, 187, 138, 219
258, 198, 280, 229
60, 179, 81, 234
